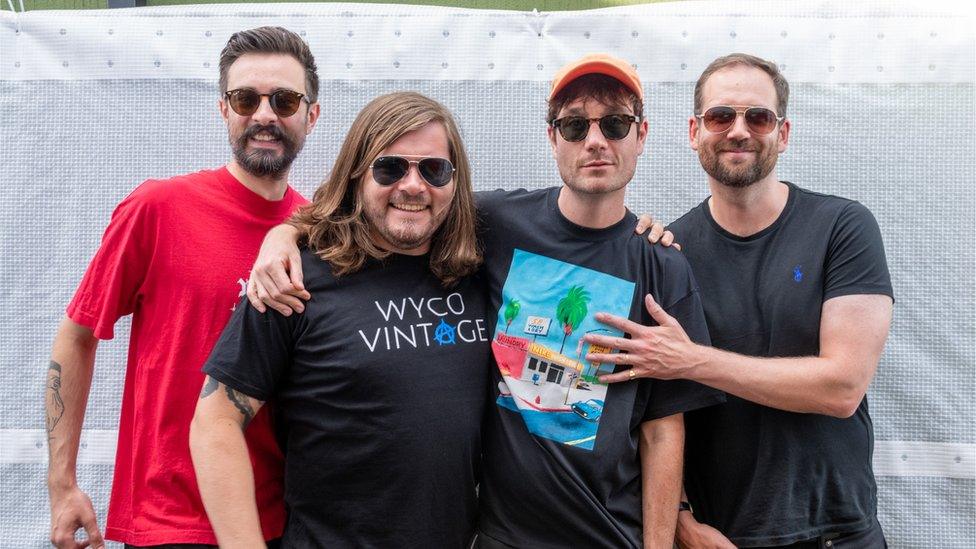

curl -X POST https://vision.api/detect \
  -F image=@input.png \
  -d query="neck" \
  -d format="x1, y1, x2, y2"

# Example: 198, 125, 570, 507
557, 186, 627, 229
226, 161, 289, 201
707, 176, 789, 237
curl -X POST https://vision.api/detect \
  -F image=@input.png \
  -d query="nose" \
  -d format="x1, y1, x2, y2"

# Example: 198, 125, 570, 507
726, 111, 751, 140
582, 119, 609, 150
397, 164, 427, 195
250, 95, 278, 125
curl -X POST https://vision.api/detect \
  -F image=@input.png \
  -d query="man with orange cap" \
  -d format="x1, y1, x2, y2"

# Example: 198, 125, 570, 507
471, 53, 722, 549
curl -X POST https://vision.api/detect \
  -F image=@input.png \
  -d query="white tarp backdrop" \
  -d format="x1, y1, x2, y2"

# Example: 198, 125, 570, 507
1, 1, 973, 546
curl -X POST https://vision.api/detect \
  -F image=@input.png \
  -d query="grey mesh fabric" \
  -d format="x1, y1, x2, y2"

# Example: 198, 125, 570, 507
1, 1, 973, 547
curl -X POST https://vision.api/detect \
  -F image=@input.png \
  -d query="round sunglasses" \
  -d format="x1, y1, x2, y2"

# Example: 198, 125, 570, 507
551, 114, 640, 142
369, 156, 455, 188
696, 105, 784, 135
224, 88, 310, 118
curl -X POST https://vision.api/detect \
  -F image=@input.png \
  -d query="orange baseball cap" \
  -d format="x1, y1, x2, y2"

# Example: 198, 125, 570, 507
549, 53, 643, 101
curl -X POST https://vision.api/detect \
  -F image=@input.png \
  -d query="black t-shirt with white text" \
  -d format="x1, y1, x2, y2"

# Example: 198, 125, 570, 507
669, 182, 893, 547
204, 250, 491, 549
476, 187, 725, 548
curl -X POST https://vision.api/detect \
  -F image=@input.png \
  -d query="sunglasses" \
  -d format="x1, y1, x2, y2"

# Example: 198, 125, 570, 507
551, 114, 640, 142
370, 156, 455, 188
224, 88, 310, 117
696, 105, 784, 135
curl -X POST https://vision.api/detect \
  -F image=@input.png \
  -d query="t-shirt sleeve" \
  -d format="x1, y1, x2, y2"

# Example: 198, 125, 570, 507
202, 297, 299, 401
640, 283, 725, 422
823, 201, 894, 301
66, 184, 157, 340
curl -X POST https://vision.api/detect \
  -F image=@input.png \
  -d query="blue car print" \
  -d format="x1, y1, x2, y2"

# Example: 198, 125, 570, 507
571, 399, 605, 421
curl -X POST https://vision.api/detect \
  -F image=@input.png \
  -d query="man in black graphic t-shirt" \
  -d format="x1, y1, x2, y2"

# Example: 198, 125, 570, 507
593, 54, 894, 548
190, 92, 490, 548
473, 55, 723, 549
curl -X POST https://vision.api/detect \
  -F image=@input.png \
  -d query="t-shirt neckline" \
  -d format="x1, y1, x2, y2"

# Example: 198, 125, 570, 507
217, 166, 298, 220
702, 181, 797, 243
547, 186, 635, 242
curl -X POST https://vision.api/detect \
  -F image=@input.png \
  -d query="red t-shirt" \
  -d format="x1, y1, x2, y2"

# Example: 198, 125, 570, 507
67, 167, 306, 545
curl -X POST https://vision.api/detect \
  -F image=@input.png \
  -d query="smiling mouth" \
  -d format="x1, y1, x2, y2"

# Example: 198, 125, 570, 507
391, 203, 428, 212
250, 133, 280, 145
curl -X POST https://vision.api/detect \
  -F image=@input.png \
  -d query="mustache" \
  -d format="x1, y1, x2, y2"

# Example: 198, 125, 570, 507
719, 138, 757, 152
241, 124, 286, 141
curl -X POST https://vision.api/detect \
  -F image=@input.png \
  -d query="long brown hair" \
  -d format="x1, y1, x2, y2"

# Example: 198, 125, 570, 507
290, 92, 481, 287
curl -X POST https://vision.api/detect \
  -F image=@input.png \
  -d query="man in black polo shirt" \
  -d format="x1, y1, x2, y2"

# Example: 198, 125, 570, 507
590, 53, 894, 548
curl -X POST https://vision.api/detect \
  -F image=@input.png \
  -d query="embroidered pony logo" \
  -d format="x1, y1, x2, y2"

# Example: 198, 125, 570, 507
793, 265, 803, 283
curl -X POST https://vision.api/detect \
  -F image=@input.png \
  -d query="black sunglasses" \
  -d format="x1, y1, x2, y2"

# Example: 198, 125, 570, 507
551, 114, 640, 142
224, 88, 310, 117
696, 105, 783, 135
370, 156, 455, 188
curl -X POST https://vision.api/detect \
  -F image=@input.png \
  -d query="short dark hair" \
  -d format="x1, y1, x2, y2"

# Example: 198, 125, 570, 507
694, 53, 789, 116
218, 26, 319, 102
546, 74, 644, 125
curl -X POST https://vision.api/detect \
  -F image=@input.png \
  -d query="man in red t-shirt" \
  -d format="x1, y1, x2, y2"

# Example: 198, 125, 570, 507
45, 26, 320, 549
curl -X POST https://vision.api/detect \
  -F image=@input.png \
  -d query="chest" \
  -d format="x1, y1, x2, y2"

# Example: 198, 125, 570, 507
289, 278, 492, 398
685, 230, 828, 355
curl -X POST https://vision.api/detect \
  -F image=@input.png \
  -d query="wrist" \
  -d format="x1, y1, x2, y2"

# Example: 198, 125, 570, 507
47, 474, 79, 493
686, 343, 712, 379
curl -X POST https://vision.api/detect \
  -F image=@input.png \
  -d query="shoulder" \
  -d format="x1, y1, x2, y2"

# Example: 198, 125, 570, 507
297, 246, 341, 289
665, 199, 709, 241
475, 186, 555, 217
791, 183, 867, 218
122, 168, 220, 210
789, 183, 882, 237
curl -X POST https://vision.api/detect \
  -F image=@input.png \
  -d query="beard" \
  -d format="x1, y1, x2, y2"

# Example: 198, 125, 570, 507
364, 193, 452, 252
232, 123, 302, 178
699, 137, 778, 188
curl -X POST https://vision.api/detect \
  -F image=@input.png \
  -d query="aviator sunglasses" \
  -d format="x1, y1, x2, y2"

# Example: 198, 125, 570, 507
370, 156, 456, 188
551, 114, 640, 142
224, 88, 310, 117
696, 105, 784, 135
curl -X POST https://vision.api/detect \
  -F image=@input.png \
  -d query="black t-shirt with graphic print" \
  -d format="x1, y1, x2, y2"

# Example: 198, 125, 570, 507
204, 250, 491, 549
669, 182, 894, 547
475, 187, 725, 549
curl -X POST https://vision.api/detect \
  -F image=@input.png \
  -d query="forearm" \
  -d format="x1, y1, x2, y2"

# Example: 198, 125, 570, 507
640, 414, 684, 549
47, 318, 98, 490
691, 347, 862, 417
189, 415, 265, 548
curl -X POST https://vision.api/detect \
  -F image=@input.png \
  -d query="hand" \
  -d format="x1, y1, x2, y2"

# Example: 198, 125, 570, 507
586, 295, 702, 383
675, 513, 736, 549
49, 485, 104, 549
247, 224, 310, 316
635, 214, 680, 250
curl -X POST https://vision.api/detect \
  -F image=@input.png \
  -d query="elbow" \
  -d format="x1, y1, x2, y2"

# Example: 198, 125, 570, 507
823, 397, 862, 419
820, 380, 867, 418
188, 409, 210, 464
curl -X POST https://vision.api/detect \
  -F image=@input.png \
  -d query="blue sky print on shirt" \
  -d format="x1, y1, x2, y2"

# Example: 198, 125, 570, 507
492, 249, 635, 450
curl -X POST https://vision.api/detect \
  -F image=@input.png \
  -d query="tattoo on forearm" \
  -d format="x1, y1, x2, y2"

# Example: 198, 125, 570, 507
200, 376, 219, 399
224, 385, 255, 429
46, 361, 65, 440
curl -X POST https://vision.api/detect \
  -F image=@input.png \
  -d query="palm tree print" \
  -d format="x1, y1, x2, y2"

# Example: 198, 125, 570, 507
503, 298, 521, 333
555, 285, 590, 354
